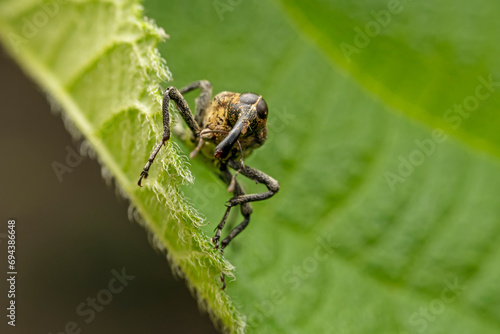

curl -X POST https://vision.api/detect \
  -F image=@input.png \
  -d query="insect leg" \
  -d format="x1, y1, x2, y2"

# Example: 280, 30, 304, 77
225, 159, 280, 207
213, 165, 253, 250
138, 87, 200, 186
213, 164, 253, 289
217, 211, 251, 289
168, 87, 200, 136
178, 80, 212, 124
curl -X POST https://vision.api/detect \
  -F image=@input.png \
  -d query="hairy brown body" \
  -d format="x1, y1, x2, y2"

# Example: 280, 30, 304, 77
199, 91, 268, 161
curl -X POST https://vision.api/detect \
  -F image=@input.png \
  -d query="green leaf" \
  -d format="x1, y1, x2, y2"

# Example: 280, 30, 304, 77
0, 0, 244, 332
144, 0, 500, 333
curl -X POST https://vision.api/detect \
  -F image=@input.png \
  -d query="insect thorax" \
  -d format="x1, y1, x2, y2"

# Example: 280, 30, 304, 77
200, 91, 268, 161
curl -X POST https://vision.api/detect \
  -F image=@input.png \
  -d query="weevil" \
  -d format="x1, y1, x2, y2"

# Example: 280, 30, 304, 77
138, 80, 280, 289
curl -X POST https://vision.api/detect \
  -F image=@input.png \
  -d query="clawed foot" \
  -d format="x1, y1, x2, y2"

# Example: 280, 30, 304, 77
211, 203, 234, 289
211, 236, 227, 289
220, 273, 226, 290
137, 171, 148, 187
212, 229, 228, 289
211, 235, 220, 249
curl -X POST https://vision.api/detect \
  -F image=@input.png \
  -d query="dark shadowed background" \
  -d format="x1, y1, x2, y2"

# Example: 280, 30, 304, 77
0, 48, 218, 334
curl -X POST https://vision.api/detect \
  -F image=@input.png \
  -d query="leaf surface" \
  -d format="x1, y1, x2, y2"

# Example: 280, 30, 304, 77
145, 0, 500, 333
0, 0, 244, 331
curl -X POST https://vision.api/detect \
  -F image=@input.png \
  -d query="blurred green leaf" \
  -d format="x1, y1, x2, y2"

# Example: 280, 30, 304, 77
280, 0, 500, 159
146, 0, 500, 333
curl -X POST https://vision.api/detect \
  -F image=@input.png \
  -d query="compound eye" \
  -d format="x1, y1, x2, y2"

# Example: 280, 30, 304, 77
256, 98, 268, 119
240, 93, 268, 119
240, 92, 259, 105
